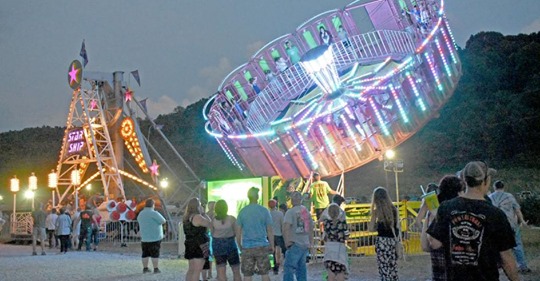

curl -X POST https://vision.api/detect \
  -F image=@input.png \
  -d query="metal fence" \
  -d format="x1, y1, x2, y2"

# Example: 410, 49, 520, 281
98, 218, 180, 246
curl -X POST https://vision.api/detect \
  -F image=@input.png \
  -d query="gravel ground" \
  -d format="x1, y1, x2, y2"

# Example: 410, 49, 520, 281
0, 241, 537, 280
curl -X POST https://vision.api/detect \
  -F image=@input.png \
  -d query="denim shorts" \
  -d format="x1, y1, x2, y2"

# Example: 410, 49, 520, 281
213, 237, 240, 267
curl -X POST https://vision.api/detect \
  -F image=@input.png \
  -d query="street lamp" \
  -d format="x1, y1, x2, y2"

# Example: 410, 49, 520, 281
29, 172, 37, 210
71, 168, 81, 210
10, 176, 19, 233
48, 170, 58, 207
383, 150, 404, 203
160, 178, 169, 189
25, 189, 35, 210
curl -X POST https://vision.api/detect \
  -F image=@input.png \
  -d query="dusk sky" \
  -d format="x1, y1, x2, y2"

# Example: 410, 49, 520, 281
1, 0, 539, 133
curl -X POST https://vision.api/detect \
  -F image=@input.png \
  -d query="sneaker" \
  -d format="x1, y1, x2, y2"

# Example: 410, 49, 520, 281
41, 252, 46, 256
143, 268, 151, 274
32, 252, 37, 256
153, 268, 161, 274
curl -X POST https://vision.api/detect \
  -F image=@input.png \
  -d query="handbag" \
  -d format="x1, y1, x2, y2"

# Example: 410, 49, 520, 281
200, 241, 210, 259
391, 219, 405, 260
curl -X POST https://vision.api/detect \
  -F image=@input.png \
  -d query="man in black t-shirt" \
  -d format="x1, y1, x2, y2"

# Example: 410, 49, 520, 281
427, 161, 520, 281
77, 205, 94, 251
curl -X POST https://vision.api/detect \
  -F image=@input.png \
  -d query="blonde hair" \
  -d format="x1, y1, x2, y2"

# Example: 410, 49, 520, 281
370, 187, 396, 229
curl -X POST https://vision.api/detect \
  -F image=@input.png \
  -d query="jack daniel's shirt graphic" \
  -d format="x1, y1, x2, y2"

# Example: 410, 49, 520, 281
449, 211, 485, 266
427, 197, 516, 281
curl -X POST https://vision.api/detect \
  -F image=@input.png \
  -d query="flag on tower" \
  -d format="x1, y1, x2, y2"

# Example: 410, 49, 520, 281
140, 98, 148, 113
131, 70, 141, 86
80, 40, 88, 67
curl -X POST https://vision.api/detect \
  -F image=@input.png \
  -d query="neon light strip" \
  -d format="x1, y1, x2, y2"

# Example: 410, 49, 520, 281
296, 132, 318, 169
347, 57, 414, 99
270, 117, 292, 126
205, 122, 224, 138
406, 73, 427, 111
440, 27, 458, 64
202, 94, 217, 121
374, 57, 392, 73
318, 124, 336, 155
389, 84, 409, 123
340, 115, 362, 150
435, 38, 452, 78
416, 17, 443, 54
339, 62, 360, 81
302, 104, 324, 134
216, 137, 243, 170
443, 18, 458, 49
344, 106, 355, 120
118, 169, 158, 190
296, 102, 319, 123
282, 141, 300, 157
423, 52, 443, 91
353, 85, 389, 91
228, 130, 275, 139
355, 124, 367, 139
369, 97, 390, 136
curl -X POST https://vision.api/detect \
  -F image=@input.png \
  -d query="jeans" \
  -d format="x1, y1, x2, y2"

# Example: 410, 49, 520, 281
79, 226, 96, 250
513, 227, 528, 269
283, 244, 309, 281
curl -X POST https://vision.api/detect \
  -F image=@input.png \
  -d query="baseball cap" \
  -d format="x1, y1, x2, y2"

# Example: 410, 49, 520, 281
268, 199, 277, 209
461, 161, 496, 181
247, 187, 260, 199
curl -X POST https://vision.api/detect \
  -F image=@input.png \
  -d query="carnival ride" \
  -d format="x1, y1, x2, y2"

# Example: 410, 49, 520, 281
203, 0, 461, 179
53, 62, 203, 222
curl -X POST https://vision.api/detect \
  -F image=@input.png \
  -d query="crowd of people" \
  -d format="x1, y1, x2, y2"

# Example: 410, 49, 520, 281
31, 202, 102, 255
175, 161, 532, 281
25, 160, 533, 281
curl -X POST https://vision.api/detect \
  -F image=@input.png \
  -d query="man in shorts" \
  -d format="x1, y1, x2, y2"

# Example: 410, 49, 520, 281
137, 198, 166, 274
32, 202, 47, 256
309, 172, 337, 220
236, 187, 274, 281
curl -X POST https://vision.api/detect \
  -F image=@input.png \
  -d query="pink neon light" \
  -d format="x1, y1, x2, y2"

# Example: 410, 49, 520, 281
69, 64, 79, 84
150, 160, 159, 176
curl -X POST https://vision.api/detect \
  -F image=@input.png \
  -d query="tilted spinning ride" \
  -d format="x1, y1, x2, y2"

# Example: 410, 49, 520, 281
204, 0, 461, 179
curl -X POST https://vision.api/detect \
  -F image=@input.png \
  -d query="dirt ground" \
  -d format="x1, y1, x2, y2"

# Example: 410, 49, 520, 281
1, 228, 538, 280
97, 227, 540, 281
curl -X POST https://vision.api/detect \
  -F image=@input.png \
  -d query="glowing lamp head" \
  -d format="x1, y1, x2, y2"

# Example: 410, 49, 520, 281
299, 45, 341, 95
10, 176, 20, 193
385, 149, 396, 159
29, 172, 37, 191
48, 170, 58, 189
25, 189, 35, 199
71, 169, 81, 186
160, 178, 169, 189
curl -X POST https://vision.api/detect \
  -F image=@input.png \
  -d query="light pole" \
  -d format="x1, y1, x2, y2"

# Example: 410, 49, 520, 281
48, 170, 58, 207
29, 172, 37, 211
10, 176, 19, 233
383, 150, 404, 203
160, 178, 169, 197
71, 168, 81, 210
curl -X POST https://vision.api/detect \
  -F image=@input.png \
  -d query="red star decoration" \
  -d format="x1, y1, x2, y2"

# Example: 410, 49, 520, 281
90, 100, 98, 110
125, 89, 133, 102
69, 64, 80, 84
150, 160, 159, 177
